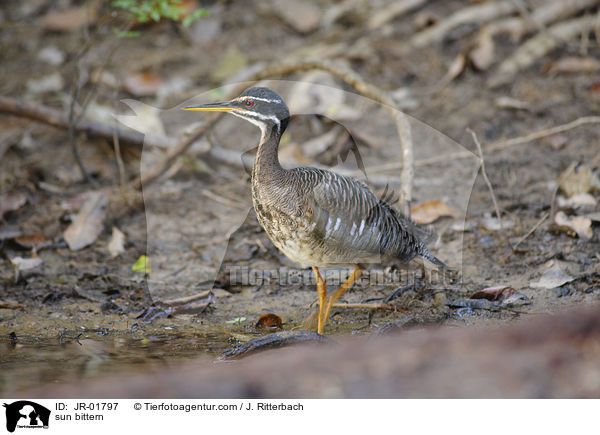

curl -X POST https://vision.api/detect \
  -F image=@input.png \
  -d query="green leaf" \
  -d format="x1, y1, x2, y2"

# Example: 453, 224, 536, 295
225, 317, 246, 324
132, 255, 151, 273
182, 8, 208, 27
112, 27, 141, 38
111, 0, 207, 27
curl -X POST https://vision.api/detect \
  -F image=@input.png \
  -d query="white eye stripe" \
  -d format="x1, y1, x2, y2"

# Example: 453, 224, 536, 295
236, 96, 283, 104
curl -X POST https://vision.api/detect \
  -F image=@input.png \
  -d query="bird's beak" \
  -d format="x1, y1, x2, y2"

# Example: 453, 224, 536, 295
182, 101, 235, 112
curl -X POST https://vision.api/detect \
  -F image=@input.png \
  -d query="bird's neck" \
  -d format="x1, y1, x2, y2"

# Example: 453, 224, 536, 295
253, 126, 284, 181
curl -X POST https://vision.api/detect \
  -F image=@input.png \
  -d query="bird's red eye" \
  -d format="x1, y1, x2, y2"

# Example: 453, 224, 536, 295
245, 99, 254, 108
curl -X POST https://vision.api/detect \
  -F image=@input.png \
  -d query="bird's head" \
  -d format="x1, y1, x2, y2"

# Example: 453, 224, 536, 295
183, 87, 290, 134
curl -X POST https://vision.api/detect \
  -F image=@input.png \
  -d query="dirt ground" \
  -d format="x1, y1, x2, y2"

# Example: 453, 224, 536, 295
1, 0, 599, 397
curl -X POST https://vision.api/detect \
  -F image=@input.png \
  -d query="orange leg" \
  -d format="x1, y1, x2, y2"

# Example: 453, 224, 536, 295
323, 265, 362, 330
312, 266, 327, 334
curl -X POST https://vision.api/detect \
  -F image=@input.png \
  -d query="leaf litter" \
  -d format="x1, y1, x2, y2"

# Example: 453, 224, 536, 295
63, 192, 107, 251
530, 260, 577, 290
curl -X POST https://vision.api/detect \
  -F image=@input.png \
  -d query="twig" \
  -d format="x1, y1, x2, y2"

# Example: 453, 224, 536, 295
132, 113, 221, 190
331, 303, 396, 311
242, 58, 414, 215
361, 116, 600, 172
201, 189, 247, 209
69, 57, 100, 188
468, 128, 504, 230
500, 212, 549, 263
488, 116, 600, 153
112, 124, 126, 189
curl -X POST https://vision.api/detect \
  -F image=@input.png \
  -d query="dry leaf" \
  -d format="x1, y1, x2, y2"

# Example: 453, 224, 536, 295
501, 292, 529, 306
89, 69, 119, 89
114, 100, 166, 137
40, 4, 98, 32
108, 226, 125, 258
480, 216, 514, 231
26, 72, 64, 94
530, 261, 576, 289
557, 193, 597, 209
0, 300, 25, 310
543, 56, 600, 74
584, 212, 600, 222
14, 234, 50, 250
0, 191, 26, 218
10, 256, 43, 271
272, 0, 321, 33
471, 286, 516, 301
255, 313, 283, 330
495, 96, 532, 111
37, 46, 65, 66
554, 211, 593, 240
211, 46, 248, 82
411, 200, 458, 224
470, 26, 495, 71
539, 134, 568, 150
64, 192, 107, 251
123, 71, 164, 97
560, 165, 595, 197
60, 192, 95, 211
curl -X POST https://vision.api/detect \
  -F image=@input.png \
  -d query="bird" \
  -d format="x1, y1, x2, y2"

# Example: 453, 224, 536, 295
184, 87, 450, 334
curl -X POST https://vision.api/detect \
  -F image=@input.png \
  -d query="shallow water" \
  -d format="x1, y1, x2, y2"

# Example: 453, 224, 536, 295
0, 330, 231, 396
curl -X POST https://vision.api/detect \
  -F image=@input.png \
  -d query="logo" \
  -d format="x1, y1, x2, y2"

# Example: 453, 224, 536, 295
3, 401, 50, 433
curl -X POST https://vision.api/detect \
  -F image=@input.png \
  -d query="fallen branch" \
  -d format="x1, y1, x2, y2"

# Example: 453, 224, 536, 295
0, 95, 174, 149
490, 15, 598, 86
411, 0, 518, 48
487, 0, 598, 41
367, 0, 427, 29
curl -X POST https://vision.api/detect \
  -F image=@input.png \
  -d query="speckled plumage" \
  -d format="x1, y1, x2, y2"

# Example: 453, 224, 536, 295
245, 88, 449, 271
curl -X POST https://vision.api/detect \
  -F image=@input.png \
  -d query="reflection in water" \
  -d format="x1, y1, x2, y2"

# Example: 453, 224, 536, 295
0, 331, 229, 395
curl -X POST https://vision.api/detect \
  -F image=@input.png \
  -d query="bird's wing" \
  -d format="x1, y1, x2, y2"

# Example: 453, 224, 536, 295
294, 168, 424, 262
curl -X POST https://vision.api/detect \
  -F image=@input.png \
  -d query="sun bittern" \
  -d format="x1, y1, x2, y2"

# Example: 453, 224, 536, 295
184, 87, 450, 334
